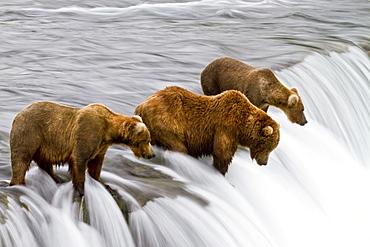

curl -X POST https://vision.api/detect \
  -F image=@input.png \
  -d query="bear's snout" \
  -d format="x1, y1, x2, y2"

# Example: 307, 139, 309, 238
257, 161, 267, 166
143, 152, 156, 159
255, 155, 269, 166
142, 143, 156, 159
130, 143, 156, 160
297, 114, 308, 126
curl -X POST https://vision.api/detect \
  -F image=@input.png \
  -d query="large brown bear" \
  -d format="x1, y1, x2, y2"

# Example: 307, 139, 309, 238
10, 101, 155, 195
201, 57, 307, 126
135, 86, 280, 175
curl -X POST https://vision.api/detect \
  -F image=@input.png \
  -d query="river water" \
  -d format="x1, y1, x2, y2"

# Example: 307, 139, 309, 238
0, 0, 370, 246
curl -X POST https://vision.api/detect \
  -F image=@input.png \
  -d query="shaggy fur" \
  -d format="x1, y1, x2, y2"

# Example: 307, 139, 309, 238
201, 57, 307, 125
10, 101, 155, 195
135, 86, 280, 175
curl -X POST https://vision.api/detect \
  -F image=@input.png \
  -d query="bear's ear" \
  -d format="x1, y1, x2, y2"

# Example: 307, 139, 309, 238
134, 122, 146, 135
287, 94, 299, 108
262, 126, 274, 136
133, 115, 142, 121
290, 87, 298, 94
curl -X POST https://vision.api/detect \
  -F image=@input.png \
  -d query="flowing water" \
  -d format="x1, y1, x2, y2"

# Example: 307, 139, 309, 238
1, 0, 370, 246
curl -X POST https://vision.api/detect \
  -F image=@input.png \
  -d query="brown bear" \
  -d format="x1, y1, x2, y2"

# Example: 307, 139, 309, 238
9, 101, 155, 195
135, 86, 280, 175
201, 57, 307, 126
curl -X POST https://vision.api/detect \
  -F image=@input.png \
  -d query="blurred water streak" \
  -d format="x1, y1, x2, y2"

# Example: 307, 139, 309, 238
1, 0, 370, 246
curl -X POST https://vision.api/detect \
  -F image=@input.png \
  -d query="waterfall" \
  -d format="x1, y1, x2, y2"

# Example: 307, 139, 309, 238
1, 46, 369, 247
275, 46, 370, 165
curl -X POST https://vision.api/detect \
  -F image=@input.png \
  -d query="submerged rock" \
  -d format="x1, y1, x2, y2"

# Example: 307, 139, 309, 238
360, 43, 370, 56
102, 154, 209, 208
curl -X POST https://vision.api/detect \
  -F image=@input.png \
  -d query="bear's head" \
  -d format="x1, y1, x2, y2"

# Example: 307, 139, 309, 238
249, 123, 280, 166
120, 115, 155, 159
285, 88, 307, 126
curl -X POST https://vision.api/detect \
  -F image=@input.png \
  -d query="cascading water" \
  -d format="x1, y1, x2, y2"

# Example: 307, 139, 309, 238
1, 45, 369, 247
1, 0, 370, 245
275, 46, 370, 164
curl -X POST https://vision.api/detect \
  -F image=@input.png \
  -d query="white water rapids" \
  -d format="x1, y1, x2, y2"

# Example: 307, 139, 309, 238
0, 46, 369, 247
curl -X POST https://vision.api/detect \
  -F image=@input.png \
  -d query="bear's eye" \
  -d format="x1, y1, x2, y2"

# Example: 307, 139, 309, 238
129, 141, 140, 147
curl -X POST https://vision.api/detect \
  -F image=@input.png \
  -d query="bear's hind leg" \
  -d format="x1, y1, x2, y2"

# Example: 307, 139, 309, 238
10, 157, 31, 186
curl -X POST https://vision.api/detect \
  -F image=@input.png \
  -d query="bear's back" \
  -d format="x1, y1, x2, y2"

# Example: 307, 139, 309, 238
152, 86, 211, 115
153, 86, 258, 122
13, 102, 78, 131
214, 89, 256, 113
201, 57, 256, 94
82, 103, 116, 117
201, 57, 285, 109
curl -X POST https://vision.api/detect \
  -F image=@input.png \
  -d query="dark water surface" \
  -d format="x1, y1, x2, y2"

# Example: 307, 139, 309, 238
1, 0, 369, 121
1, 0, 370, 246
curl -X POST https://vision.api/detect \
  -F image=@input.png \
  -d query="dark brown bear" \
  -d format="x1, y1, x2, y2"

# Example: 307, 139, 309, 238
135, 86, 280, 175
10, 101, 155, 195
201, 57, 307, 126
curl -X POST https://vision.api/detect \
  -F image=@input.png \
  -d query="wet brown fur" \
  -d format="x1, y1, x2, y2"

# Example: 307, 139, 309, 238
201, 57, 307, 126
135, 86, 280, 175
10, 101, 155, 195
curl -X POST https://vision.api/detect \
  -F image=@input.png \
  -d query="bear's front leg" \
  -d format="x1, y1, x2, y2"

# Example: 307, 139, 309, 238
87, 148, 108, 181
72, 120, 105, 195
70, 157, 88, 196
212, 154, 234, 175
212, 132, 238, 175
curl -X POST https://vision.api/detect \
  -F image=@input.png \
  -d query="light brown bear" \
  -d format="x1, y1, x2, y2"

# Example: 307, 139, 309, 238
135, 86, 280, 175
201, 57, 307, 126
10, 101, 155, 195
